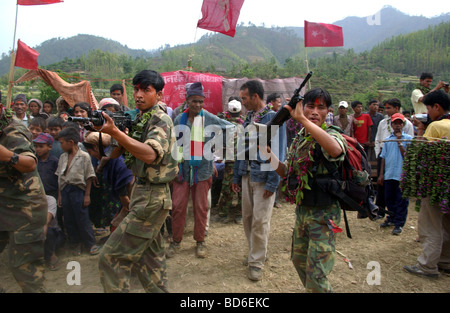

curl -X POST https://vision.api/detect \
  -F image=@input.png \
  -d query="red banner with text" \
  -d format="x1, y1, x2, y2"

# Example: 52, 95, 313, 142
161, 71, 224, 115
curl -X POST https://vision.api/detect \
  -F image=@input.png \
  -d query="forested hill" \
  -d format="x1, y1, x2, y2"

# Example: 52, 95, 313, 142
0, 6, 449, 76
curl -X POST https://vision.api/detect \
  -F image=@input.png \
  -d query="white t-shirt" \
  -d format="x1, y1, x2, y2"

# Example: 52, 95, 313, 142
411, 89, 428, 114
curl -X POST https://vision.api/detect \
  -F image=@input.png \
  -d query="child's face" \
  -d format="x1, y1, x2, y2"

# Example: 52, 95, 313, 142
58, 138, 75, 153
73, 106, 88, 118
43, 103, 53, 114
29, 102, 40, 115
353, 104, 363, 115
392, 120, 404, 133
29, 125, 43, 139
34, 142, 52, 158
48, 126, 62, 139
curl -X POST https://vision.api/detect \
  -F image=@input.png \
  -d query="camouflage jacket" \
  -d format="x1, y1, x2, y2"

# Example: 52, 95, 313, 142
0, 118, 47, 231
129, 103, 178, 184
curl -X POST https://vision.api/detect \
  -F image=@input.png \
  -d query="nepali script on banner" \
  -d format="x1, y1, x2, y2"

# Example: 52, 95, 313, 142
161, 71, 223, 115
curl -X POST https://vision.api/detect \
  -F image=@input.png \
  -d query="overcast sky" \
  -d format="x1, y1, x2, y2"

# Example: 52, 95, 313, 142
0, 0, 448, 56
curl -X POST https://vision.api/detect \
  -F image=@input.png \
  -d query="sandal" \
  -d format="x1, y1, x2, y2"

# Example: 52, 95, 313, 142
89, 245, 101, 255
47, 257, 61, 271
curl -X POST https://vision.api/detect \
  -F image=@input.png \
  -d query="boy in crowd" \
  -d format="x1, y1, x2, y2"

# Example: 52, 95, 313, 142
55, 127, 100, 256
33, 132, 59, 200
377, 113, 412, 235
28, 117, 47, 140
351, 101, 373, 154
47, 116, 64, 158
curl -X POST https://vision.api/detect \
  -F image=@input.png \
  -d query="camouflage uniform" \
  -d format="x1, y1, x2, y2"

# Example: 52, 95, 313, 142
0, 117, 48, 293
216, 112, 244, 220
286, 125, 346, 293
98, 103, 178, 293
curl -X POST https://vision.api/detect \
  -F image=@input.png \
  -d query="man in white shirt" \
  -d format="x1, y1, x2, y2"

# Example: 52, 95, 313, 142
411, 72, 449, 115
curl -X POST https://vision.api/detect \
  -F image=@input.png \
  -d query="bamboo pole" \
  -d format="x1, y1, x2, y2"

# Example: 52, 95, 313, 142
6, 4, 20, 109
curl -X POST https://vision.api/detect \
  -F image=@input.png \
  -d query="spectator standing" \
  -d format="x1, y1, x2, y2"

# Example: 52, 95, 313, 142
110, 84, 131, 112
333, 101, 354, 137
351, 101, 373, 154
366, 100, 384, 162
55, 127, 99, 256
404, 90, 450, 278
28, 99, 49, 120
12, 94, 31, 127
377, 113, 412, 235
231, 80, 286, 281
411, 72, 449, 114
33, 132, 59, 200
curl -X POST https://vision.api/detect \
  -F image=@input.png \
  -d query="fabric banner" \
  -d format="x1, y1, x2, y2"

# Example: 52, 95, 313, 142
197, 0, 245, 37
15, 68, 99, 109
161, 71, 223, 115
15, 40, 39, 70
17, 0, 63, 5
222, 76, 305, 114
304, 20, 344, 47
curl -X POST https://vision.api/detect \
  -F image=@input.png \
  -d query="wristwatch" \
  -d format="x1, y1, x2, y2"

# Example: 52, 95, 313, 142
7, 153, 19, 165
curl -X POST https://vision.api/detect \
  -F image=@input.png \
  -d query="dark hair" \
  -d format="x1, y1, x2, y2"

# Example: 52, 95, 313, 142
110, 84, 124, 94
56, 126, 79, 144
72, 102, 90, 113
385, 98, 402, 109
29, 117, 46, 130
47, 116, 64, 128
420, 72, 433, 81
303, 88, 332, 108
44, 100, 55, 110
423, 90, 450, 111
62, 121, 80, 130
133, 70, 165, 92
267, 93, 281, 104
351, 100, 363, 109
240, 80, 264, 100
368, 99, 379, 106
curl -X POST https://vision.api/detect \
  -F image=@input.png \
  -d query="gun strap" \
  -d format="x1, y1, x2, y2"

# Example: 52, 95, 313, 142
99, 132, 106, 157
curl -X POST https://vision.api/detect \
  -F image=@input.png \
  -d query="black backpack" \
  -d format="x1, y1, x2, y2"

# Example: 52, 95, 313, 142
314, 127, 380, 238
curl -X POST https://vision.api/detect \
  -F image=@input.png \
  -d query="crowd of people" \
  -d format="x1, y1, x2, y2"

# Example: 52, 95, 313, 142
0, 70, 449, 293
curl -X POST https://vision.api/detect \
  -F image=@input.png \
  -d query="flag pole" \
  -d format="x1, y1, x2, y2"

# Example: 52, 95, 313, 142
304, 47, 311, 90
6, 4, 20, 109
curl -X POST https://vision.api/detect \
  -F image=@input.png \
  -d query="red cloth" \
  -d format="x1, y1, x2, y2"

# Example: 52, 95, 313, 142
353, 114, 373, 144
304, 20, 344, 47
197, 0, 245, 37
17, 0, 62, 5
15, 40, 39, 70
161, 71, 223, 115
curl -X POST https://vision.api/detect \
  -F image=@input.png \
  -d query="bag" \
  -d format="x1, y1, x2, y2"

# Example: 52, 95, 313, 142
316, 129, 380, 238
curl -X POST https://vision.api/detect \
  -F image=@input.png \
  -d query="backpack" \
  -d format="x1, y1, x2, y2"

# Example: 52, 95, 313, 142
315, 127, 380, 238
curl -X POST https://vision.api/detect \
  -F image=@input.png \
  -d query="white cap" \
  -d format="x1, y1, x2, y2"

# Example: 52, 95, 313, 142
228, 100, 242, 113
338, 101, 348, 108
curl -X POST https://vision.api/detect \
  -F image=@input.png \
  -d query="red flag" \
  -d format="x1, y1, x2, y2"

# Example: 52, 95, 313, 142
15, 40, 39, 70
17, 0, 63, 5
197, 0, 245, 37
304, 21, 344, 47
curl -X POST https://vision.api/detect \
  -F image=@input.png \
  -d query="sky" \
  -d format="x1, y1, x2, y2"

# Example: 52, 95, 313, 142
0, 0, 448, 57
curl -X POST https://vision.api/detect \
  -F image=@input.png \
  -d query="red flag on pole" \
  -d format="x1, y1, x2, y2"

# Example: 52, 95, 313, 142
17, 0, 63, 5
197, 0, 245, 37
15, 40, 39, 70
304, 21, 344, 47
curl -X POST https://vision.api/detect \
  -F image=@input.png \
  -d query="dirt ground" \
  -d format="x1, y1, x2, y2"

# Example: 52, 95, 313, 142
0, 200, 449, 294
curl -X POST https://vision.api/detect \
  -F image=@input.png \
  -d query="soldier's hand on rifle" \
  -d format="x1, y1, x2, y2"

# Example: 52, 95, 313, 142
93, 111, 118, 135
284, 99, 305, 123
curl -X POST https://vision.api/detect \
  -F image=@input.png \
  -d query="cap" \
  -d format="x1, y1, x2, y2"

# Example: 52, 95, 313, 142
13, 94, 27, 104
338, 101, 348, 108
391, 113, 405, 123
33, 132, 54, 145
186, 82, 205, 99
99, 98, 119, 108
228, 100, 242, 113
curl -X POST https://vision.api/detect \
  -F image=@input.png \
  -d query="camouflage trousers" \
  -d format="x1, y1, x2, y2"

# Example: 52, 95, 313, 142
0, 229, 45, 293
217, 162, 242, 217
291, 203, 341, 293
98, 182, 171, 293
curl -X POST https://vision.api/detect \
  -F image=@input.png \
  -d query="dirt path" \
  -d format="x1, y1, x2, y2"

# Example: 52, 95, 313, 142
1, 201, 449, 293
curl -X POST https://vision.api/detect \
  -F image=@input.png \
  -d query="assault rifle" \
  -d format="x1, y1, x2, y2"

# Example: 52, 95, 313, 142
239, 71, 313, 160
68, 109, 133, 132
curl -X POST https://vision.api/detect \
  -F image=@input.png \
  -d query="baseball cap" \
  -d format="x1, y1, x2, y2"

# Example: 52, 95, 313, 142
228, 100, 242, 113
33, 132, 54, 145
338, 101, 348, 108
391, 113, 405, 123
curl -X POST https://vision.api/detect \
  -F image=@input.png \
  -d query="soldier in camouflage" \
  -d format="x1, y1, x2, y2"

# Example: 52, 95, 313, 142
215, 98, 244, 223
96, 70, 178, 293
0, 104, 48, 293
261, 88, 347, 293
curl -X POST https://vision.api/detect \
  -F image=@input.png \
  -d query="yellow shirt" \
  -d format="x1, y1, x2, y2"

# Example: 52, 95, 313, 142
424, 119, 450, 141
